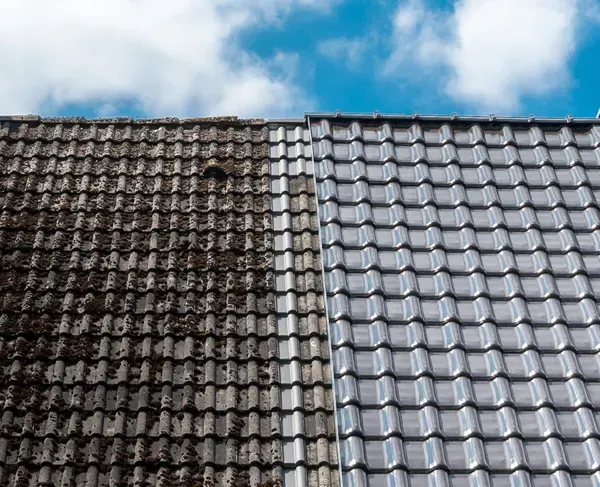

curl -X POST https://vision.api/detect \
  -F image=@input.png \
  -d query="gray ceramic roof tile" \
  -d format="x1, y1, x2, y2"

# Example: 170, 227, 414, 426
312, 116, 600, 485
269, 124, 338, 487
0, 117, 282, 487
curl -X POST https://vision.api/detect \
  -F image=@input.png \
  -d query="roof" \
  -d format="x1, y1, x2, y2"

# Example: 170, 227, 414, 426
0, 117, 332, 487
310, 115, 600, 486
3, 110, 600, 487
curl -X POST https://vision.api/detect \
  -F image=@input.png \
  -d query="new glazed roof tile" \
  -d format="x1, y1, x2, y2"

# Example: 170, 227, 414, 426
311, 115, 600, 487
268, 123, 338, 487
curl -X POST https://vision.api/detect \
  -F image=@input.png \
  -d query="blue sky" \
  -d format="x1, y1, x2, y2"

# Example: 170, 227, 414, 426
2, 0, 599, 119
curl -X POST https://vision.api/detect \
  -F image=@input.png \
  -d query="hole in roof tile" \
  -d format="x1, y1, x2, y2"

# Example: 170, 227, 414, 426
202, 164, 227, 179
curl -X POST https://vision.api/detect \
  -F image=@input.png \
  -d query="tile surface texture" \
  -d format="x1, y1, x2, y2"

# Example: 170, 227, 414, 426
269, 124, 338, 487
312, 117, 600, 486
0, 117, 289, 487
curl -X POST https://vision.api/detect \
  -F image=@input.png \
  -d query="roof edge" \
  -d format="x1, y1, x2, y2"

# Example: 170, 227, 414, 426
0, 115, 41, 122
267, 118, 306, 125
305, 111, 600, 125
5, 112, 598, 125
0, 115, 268, 125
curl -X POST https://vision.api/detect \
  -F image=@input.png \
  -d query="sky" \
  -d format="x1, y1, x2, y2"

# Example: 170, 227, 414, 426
1, 0, 599, 119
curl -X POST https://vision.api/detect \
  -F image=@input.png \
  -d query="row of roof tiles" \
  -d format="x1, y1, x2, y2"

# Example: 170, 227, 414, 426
328, 294, 600, 326
315, 162, 600, 188
310, 119, 600, 146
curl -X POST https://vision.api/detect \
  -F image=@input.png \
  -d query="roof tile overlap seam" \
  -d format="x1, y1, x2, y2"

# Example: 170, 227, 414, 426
311, 116, 600, 487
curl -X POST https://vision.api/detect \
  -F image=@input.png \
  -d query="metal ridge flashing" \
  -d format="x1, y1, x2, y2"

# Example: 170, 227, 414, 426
267, 118, 306, 125
304, 111, 600, 125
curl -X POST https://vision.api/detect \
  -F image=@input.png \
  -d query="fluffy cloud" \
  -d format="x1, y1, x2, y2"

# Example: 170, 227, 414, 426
386, 0, 598, 112
318, 37, 370, 70
0, 0, 335, 117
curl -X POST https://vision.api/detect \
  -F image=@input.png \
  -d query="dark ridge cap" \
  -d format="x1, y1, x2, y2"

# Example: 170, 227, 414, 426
1, 114, 268, 125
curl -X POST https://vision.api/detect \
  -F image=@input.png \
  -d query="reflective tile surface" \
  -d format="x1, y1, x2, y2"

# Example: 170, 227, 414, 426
313, 117, 600, 486
270, 124, 338, 487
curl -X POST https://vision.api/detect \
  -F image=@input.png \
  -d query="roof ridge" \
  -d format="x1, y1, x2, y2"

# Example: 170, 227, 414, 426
305, 111, 600, 124
0, 115, 268, 125
0, 115, 40, 121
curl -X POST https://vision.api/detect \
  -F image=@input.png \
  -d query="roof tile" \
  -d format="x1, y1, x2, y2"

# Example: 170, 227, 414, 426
0, 118, 285, 487
269, 124, 337, 487
314, 117, 600, 485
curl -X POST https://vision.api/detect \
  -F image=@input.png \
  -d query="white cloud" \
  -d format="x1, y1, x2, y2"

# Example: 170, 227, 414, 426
318, 37, 369, 70
0, 0, 337, 117
387, 0, 599, 112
